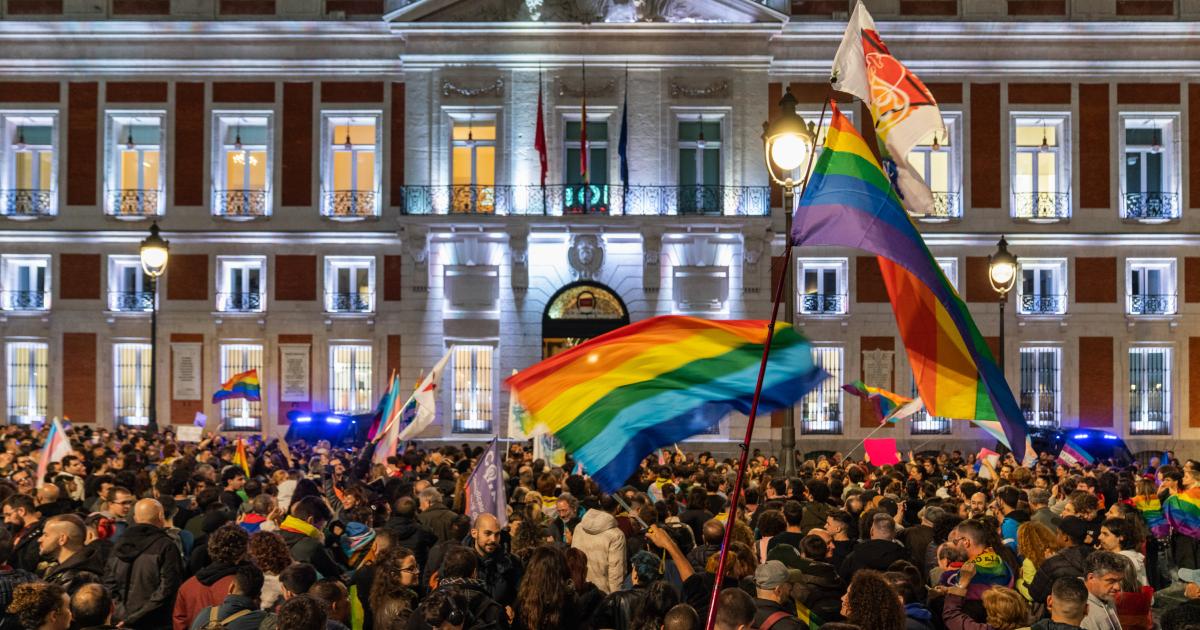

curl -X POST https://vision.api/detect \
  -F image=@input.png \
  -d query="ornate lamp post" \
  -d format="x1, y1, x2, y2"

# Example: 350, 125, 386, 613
140, 223, 169, 433
988, 236, 1018, 374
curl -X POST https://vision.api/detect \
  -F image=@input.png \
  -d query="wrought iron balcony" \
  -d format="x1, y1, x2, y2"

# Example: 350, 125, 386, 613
1021, 407, 1059, 429
799, 293, 847, 315
217, 292, 263, 312
1128, 293, 1177, 316
1019, 293, 1067, 315
1, 290, 47, 311
397, 184, 770, 216
326, 292, 373, 313
908, 191, 962, 221
1129, 412, 1170, 436
1012, 192, 1070, 221
108, 291, 155, 312
215, 189, 268, 218
322, 190, 378, 218
1123, 192, 1179, 222
108, 189, 161, 218
799, 404, 841, 435
0, 190, 54, 218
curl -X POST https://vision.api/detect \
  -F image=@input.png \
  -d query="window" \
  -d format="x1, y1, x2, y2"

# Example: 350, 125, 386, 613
6, 341, 47, 424
107, 256, 153, 312
1020, 346, 1060, 428
564, 118, 609, 214
936, 257, 959, 292
452, 345, 493, 433
906, 113, 962, 220
909, 377, 951, 435
217, 257, 265, 313
1120, 115, 1179, 221
1127, 259, 1176, 316
113, 343, 151, 426
330, 344, 372, 415
1018, 259, 1067, 315
1, 112, 57, 218
220, 344, 262, 430
213, 113, 271, 218
322, 113, 380, 218
801, 346, 843, 434
325, 257, 374, 313
677, 115, 722, 214
450, 115, 496, 214
798, 258, 847, 315
1129, 347, 1170, 435
1012, 115, 1069, 221
1, 255, 49, 311
106, 112, 164, 217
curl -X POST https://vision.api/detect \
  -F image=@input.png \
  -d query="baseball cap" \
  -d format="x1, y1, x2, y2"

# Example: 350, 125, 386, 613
755, 560, 790, 589
1180, 568, 1200, 585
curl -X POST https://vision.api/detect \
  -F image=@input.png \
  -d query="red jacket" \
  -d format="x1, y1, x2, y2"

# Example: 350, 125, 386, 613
172, 568, 238, 630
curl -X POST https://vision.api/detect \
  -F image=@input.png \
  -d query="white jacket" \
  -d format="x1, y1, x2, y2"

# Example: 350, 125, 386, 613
571, 508, 627, 594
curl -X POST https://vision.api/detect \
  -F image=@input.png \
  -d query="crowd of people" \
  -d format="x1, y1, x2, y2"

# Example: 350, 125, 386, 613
0, 424, 1197, 630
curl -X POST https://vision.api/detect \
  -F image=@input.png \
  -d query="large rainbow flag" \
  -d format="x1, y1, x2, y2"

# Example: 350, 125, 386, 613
791, 103, 1028, 461
1163, 487, 1200, 539
506, 315, 827, 491
1133, 494, 1169, 539
212, 369, 261, 404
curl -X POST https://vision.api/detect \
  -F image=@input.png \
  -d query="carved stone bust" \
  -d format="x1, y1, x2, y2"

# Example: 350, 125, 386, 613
568, 234, 605, 279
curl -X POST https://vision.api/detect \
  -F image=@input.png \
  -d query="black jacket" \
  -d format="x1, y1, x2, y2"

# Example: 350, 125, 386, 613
791, 559, 844, 624
753, 598, 807, 630
42, 542, 107, 591
593, 584, 650, 630
417, 505, 458, 543
279, 529, 344, 581
383, 514, 437, 568
406, 578, 508, 630
102, 523, 185, 630
10, 520, 45, 575
477, 549, 522, 608
838, 538, 907, 581
1028, 545, 1094, 606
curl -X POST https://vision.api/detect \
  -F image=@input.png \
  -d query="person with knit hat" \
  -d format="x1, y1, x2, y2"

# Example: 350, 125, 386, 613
339, 520, 377, 575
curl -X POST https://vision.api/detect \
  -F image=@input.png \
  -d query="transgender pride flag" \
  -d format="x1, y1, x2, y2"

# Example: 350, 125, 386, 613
1057, 439, 1095, 467
36, 418, 71, 488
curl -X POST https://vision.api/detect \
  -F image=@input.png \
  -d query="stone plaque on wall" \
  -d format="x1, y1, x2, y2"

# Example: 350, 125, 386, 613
862, 349, 894, 389
172, 343, 203, 401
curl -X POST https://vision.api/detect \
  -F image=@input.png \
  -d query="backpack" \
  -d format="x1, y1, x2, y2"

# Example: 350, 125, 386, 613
202, 607, 253, 630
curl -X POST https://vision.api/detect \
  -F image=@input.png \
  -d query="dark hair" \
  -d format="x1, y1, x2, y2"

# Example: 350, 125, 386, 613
845, 570, 906, 630
2, 494, 35, 514
280, 563, 319, 596
7, 582, 65, 630
423, 589, 471, 627
800, 534, 828, 560
1086, 550, 1129, 578
757, 510, 787, 538
208, 523, 250, 565
234, 564, 265, 599
1050, 577, 1089, 620
309, 579, 348, 607
516, 546, 570, 630
440, 545, 479, 580
714, 588, 755, 629
222, 467, 245, 485
69, 583, 111, 628
630, 580, 680, 630
248, 531, 292, 575
276, 595, 327, 630
1101, 517, 1142, 551
291, 496, 332, 524
663, 604, 699, 630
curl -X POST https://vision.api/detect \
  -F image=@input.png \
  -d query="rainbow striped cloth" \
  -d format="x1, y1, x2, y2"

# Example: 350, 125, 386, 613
1057, 439, 1094, 468
506, 315, 827, 492
1133, 495, 1169, 539
212, 369, 261, 403
1164, 487, 1200, 539
232, 438, 250, 477
965, 549, 1014, 593
842, 380, 911, 423
791, 103, 1028, 462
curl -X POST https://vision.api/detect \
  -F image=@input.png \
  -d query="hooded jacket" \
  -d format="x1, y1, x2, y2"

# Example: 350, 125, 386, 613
10, 519, 45, 575
102, 523, 185, 630
383, 513, 437, 568
41, 543, 107, 592
279, 516, 344, 580
904, 602, 935, 630
187, 594, 268, 630
172, 562, 245, 630
1028, 545, 1094, 606
791, 559, 844, 623
571, 509, 627, 594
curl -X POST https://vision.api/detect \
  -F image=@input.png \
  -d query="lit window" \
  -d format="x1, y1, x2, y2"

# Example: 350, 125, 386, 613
801, 346, 843, 434
330, 344, 372, 415
1, 112, 57, 218
1012, 115, 1069, 221
1121, 115, 1179, 221
322, 113, 380, 218
1018, 259, 1067, 316
1129, 347, 1170, 435
114, 343, 151, 426
1019, 346, 1060, 429
107, 256, 153, 312
217, 256, 266, 313
452, 345, 493, 433
677, 115, 722, 214
906, 113, 962, 221
936, 257, 959, 292
798, 258, 847, 316
1, 255, 50, 311
324, 257, 374, 313
106, 112, 165, 218
564, 117, 609, 214
450, 115, 497, 214
214, 113, 271, 218
6, 341, 47, 425
220, 343, 262, 430
1127, 258, 1176, 316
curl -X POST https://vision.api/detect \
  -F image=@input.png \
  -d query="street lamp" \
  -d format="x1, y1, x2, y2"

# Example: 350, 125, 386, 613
140, 223, 169, 434
988, 236, 1018, 374
762, 88, 817, 476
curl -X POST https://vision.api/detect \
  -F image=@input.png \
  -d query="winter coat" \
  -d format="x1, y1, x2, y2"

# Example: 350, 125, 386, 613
477, 548, 523, 608
173, 562, 245, 630
0, 569, 38, 630
1028, 545, 1094, 606
279, 527, 344, 581
800, 501, 832, 535
41, 543, 107, 592
593, 584, 650, 630
752, 598, 806, 630
10, 520, 45, 575
571, 509, 627, 594
102, 523, 186, 630
838, 538, 907, 581
406, 578, 508, 630
417, 504, 458, 543
790, 559, 844, 624
687, 542, 721, 573
383, 514, 438, 568
188, 594, 268, 630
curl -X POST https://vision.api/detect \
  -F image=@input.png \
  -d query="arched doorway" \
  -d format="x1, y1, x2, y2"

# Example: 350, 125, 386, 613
541, 281, 630, 358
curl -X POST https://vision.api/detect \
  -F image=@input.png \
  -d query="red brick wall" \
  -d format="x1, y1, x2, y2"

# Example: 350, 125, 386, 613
1074, 258, 1117, 303
391, 83, 406, 207
58, 254, 100, 300
383, 255, 403, 301
105, 82, 167, 103
282, 83, 313, 208
860, 337, 896, 428
1008, 0, 1065, 15
964, 256, 995, 302
1009, 83, 1071, 105
1079, 84, 1110, 208
174, 83, 205, 207
1117, 0, 1175, 15
969, 84, 1000, 209
1078, 337, 1113, 428
320, 82, 384, 104
170, 333, 204, 424
856, 256, 889, 303
1, 82, 60, 102
275, 255, 317, 301
62, 333, 96, 422
212, 82, 276, 104
1186, 257, 1200, 303
67, 83, 97, 207
277, 334, 313, 424
1117, 83, 1180, 105
167, 255, 209, 301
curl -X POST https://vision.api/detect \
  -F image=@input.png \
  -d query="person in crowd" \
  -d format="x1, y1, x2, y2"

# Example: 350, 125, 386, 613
69, 583, 118, 630
839, 570, 907, 630
663, 604, 700, 630
788, 535, 843, 622
839, 513, 907, 581
1028, 517, 1096, 606
470, 513, 523, 609
274, 595, 328, 630
1029, 488, 1057, 533
408, 545, 506, 630
219, 468, 246, 514
3, 495, 45, 575
750, 560, 805, 630
942, 584, 1029, 630
594, 550, 661, 630
687, 520, 724, 573
1096, 518, 1147, 588
1016, 521, 1063, 602
5, 582, 70, 630
384, 497, 437, 570
714, 587, 756, 630
38, 515, 104, 592
102, 499, 184, 630
571, 497, 625, 595
563, 547, 604, 626
308, 579, 352, 630
247, 531, 293, 611
278, 497, 342, 580
173, 523, 249, 630
238, 494, 278, 534
1033, 578, 1090, 630
1080, 551, 1127, 630
187, 564, 270, 630
824, 511, 855, 568
416, 489, 457, 544
1161, 567, 1200, 630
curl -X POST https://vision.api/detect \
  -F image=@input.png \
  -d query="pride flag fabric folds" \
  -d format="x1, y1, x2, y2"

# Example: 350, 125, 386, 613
791, 103, 1028, 462
1163, 488, 1200, 539
212, 369, 261, 404
506, 315, 827, 492
842, 380, 912, 422
36, 418, 71, 489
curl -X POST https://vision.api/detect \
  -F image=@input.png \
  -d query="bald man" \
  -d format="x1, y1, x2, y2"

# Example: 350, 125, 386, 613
40, 514, 105, 591
102, 498, 184, 630
470, 513, 523, 607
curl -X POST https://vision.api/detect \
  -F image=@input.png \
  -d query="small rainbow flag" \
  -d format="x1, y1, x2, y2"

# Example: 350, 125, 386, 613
1164, 487, 1200, 539
842, 380, 911, 423
232, 438, 250, 477
1133, 495, 1169, 539
212, 369, 261, 404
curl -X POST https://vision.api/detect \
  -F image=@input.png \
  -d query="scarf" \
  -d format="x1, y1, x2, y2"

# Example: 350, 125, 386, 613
340, 522, 377, 569
280, 515, 323, 541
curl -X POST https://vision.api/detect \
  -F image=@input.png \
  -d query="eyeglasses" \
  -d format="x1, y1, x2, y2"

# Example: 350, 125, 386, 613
401, 566, 420, 574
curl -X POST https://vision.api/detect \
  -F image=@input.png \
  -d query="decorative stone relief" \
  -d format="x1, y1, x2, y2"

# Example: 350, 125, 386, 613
400, 225, 429, 292
557, 78, 617, 99
442, 78, 505, 98
669, 79, 729, 99
642, 227, 663, 293
568, 233, 605, 280
742, 228, 771, 293
420, 0, 760, 24
508, 225, 529, 291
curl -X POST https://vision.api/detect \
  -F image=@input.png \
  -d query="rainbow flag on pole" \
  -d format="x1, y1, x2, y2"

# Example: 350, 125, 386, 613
36, 418, 71, 488
212, 369, 261, 404
791, 103, 1028, 462
842, 380, 912, 422
1057, 439, 1094, 468
506, 315, 827, 492
232, 438, 250, 477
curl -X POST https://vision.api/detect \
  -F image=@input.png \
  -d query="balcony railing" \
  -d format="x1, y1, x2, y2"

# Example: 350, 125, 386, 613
1, 290, 48, 311
397, 184, 770, 216
908, 191, 962, 221
1013, 192, 1070, 221
326, 292, 373, 313
108, 189, 161, 218
0, 190, 54, 218
108, 291, 155, 312
217, 292, 263, 312
322, 190, 378, 218
1128, 293, 1177, 316
1129, 412, 1170, 436
800, 404, 841, 435
1019, 294, 1067, 315
1021, 407, 1060, 429
215, 190, 268, 219
1123, 192, 1179, 222
799, 293, 847, 315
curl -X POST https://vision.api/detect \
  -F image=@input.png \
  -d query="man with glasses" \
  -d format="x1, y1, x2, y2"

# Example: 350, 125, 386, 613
1, 494, 45, 574
104, 487, 135, 541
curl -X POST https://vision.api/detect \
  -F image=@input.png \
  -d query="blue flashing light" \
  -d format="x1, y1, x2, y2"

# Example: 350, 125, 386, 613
296, 416, 312, 423
326, 416, 343, 425
1072, 433, 1090, 440
1102, 434, 1118, 440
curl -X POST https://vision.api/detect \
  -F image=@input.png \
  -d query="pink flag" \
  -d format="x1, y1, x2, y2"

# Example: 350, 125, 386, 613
864, 437, 900, 466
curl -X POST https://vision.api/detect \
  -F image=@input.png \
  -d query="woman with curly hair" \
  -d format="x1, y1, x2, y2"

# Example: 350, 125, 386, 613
7, 582, 70, 630
1015, 521, 1062, 601
369, 546, 420, 630
513, 545, 576, 630
509, 516, 544, 566
248, 531, 293, 610
840, 570, 907, 630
